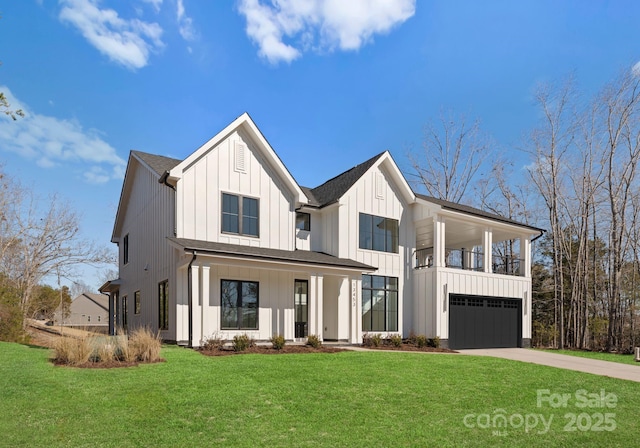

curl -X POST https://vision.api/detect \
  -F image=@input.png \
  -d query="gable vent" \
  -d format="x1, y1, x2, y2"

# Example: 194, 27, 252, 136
235, 142, 246, 173
375, 172, 385, 199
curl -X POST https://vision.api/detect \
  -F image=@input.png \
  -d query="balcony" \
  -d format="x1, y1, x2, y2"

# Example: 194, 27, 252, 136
414, 247, 524, 276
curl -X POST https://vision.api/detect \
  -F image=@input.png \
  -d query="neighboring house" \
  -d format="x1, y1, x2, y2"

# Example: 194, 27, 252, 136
100, 113, 543, 349
54, 293, 109, 333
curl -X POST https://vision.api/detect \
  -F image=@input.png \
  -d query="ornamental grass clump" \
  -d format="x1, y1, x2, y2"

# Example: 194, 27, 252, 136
53, 335, 93, 366
128, 327, 162, 362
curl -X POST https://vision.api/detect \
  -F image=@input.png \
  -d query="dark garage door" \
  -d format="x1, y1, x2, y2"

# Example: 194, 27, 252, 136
449, 294, 522, 349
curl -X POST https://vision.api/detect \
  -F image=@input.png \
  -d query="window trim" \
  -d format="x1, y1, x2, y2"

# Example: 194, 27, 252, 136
134, 290, 141, 315
296, 212, 311, 231
362, 274, 398, 332
220, 279, 259, 330
221, 192, 260, 237
159, 280, 169, 331
358, 213, 399, 253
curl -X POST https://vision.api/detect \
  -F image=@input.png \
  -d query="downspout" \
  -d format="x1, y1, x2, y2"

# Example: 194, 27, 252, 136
531, 229, 546, 243
159, 171, 177, 237
187, 250, 197, 348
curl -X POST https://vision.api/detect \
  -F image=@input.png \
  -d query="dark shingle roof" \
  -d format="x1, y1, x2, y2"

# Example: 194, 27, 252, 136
303, 152, 385, 207
132, 150, 182, 176
416, 193, 545, 232
168, 237, 376, 271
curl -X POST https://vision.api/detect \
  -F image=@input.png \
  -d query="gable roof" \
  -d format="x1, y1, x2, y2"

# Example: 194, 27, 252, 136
73, 293, 109, 312
132, 150, 181, 176
169, 112, 308, 205
416, 193, 545, 232
304, 152, 385, 207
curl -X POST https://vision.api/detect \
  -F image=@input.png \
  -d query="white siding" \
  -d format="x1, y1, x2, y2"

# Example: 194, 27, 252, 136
176, 130, 295, 250
117, 161, 178, 340
412, 267, 531, 340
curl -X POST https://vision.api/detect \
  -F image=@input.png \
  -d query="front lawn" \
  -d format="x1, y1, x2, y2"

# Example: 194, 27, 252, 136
539, 348, 640, 366
1, 342, 638, 447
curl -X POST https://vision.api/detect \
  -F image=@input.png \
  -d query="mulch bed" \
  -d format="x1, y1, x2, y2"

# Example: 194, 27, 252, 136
361, 344, 457, 353
51, 358, 166, 369
199, 344, 457, 356
200, 345, 346, 356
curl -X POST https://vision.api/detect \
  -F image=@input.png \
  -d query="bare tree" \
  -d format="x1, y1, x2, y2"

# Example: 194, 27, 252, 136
0, 170, 114, 329
408, 110, 490, 203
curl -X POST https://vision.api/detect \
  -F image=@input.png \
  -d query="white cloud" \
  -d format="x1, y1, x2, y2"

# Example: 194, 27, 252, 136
633, 61, 640, 77
177, 0, 196, 41
59, 0, 164, 70
141, 0, 163, 13
0, 86, 126, 184
237, 0, 416, 64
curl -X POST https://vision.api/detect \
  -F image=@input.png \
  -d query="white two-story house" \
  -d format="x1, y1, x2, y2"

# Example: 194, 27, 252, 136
100, 113, 543, 349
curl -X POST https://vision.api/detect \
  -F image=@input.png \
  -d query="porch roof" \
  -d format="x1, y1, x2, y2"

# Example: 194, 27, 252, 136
168, 237, 376, 272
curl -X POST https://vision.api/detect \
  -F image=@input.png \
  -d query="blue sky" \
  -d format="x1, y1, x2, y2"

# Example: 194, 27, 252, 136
1, 0, 639, 288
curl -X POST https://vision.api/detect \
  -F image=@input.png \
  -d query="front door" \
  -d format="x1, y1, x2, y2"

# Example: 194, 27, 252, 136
294, 280, 308, 338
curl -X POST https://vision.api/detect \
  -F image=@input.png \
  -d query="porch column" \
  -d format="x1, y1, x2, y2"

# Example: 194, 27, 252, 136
309, 274, 324, 340
483, 228, 493, 273
200, 264, 211, 341
433, 216, 446, 267
350, 276, 362, 344
191, 264, 200, 347
316, 274, 324, 341
521, 237, 531, 278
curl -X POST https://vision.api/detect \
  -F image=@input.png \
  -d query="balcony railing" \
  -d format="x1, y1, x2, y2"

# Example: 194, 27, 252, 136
414, 248, 524, 276
492, 254, 523, 276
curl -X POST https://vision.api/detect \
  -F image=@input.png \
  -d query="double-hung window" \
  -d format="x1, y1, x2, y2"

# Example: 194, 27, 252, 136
221, 280, 259, 329
222, 193, 259, 237
362, 275, 398, 332
359, 213, 399, 253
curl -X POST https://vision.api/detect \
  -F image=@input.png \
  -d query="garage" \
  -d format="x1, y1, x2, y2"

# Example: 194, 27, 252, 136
448, 294, 522, 349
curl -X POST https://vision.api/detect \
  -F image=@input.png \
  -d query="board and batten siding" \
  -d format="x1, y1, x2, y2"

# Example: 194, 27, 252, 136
176, 130, 296, 250
337, 163, 414, 335
117, 160, 178, 340
412, 267, 532, 340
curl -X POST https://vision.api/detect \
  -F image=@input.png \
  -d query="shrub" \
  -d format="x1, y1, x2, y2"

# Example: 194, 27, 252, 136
363, 333, 382, 347
270, 334, 286, 350
232, 334, 254, 352
129, 327, 162, 362
306, 334, 321, 348
428, 337, 441, 348
203, 333, 225, 351
414, 334, 428, 348
389, 334, 403, 347
54, 336, 93, 366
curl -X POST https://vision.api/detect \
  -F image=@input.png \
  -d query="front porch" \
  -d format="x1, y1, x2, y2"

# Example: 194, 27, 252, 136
168, 238, 373, 347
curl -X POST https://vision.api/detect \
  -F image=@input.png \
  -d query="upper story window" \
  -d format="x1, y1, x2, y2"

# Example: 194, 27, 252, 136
296, 212, 310, 231
359, 213, 399, 253
123, 234, 129, 265
222, 193, 259, 237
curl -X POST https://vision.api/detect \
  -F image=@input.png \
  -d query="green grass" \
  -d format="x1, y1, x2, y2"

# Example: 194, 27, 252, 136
1, 342, 639, 447
538, 348, 640, 366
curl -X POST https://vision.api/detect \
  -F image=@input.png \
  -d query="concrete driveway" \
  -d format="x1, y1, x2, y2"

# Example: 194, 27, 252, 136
457, 348, 640, 383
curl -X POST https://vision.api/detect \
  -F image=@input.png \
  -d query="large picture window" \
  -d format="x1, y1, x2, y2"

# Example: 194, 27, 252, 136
159, 280, 169, 331
222, 193, 259, 237
362, 275, 398, 332
221, 280, 259, 329
359, 213, 399, 253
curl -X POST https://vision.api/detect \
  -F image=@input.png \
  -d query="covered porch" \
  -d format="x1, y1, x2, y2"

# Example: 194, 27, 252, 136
168, 238, 373, 347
